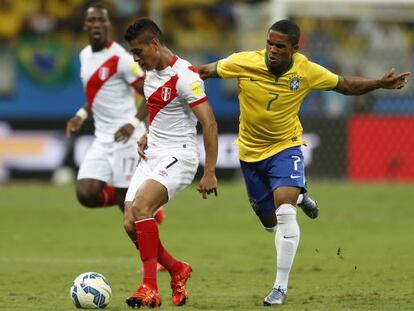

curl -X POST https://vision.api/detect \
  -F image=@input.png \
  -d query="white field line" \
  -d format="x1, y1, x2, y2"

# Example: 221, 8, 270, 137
0, 256, 137, 264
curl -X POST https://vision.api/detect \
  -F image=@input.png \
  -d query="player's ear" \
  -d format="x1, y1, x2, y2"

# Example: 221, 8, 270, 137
152, 37, 162, 48
293, 44, 299, 52
150, 37, 161, 53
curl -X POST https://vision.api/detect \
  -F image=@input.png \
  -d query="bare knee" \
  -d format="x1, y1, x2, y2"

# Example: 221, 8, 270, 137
123, 218, 135, 235
123, 202, 133, 227
274, 186, 300, 210
132, 196, 154, 219
76, 182, 100, 207
123, 202, 139, 247
126, 193, 160, 222
259, 213, 277, 232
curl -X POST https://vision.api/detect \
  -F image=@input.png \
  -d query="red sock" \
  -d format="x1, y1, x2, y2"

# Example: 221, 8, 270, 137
158, 240, 183, 275
135, 218, 159, 290
97, 185, 116, 206
154, 208, 164, 224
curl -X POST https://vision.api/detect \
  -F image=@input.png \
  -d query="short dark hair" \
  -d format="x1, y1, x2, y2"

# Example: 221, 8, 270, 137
269, 20, 300, 45
86, 1, 108, 11
124, 18, 163, 44
85, 1, 110, 22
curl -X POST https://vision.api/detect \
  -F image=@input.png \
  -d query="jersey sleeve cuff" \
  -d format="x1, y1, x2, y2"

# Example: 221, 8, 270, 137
130, 76, 145, 85
214, 61, 221, 78
329, 75, 341, 90
189, 96, 208, 108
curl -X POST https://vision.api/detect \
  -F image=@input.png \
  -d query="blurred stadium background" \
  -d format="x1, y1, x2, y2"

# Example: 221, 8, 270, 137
1, 0, 414, 183
2, 2, 414, 310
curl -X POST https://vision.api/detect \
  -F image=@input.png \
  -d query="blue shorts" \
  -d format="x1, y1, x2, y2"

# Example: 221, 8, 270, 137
240, 146, 307, 217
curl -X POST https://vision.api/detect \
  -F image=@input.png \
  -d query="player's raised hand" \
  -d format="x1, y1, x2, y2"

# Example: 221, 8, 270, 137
114, 123, 134, 143
380, 68, 411, 89
66, 116, 84, 138
197, 172, 218, 199
137, 133, 148, 159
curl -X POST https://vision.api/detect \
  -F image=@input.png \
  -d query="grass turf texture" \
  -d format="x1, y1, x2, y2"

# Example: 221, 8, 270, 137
0, 181, 413, 310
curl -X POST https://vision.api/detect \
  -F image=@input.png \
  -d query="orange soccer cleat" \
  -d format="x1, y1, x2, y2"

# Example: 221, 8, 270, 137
126, 283, 162, 309
170, 263, 192, 306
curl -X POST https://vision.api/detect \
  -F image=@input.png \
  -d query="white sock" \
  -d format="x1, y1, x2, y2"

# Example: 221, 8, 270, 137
274, 204, 300, 291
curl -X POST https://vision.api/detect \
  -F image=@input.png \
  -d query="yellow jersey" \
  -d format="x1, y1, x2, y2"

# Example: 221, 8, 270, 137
216, 50, 339, 162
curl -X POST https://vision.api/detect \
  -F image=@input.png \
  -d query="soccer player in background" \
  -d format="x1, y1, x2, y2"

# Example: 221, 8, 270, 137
65, 3, 164, 223
197, 19, 410, 306
122, 18, 218, 308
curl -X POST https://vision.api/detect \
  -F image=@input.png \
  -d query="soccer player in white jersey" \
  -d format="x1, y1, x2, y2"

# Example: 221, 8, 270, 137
122, 18, 218, 308
65, 3, 165, 227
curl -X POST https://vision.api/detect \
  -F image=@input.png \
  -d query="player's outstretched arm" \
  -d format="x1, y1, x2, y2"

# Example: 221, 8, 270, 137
334, 68, 411, 95
192, 101, 218, 199
66, 106, 90, 137
196, 63, 220, 80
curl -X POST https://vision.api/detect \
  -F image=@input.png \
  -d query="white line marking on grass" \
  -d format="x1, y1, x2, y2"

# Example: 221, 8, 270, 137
0, 257, 137, 264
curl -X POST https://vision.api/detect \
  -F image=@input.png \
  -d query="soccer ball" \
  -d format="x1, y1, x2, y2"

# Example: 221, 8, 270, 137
70, 272, 112, 309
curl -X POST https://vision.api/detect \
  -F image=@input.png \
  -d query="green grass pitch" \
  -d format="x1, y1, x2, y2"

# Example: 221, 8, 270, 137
0, 181, 413, 310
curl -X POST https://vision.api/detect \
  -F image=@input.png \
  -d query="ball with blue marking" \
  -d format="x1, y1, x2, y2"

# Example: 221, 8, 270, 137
70, 272, 112, 309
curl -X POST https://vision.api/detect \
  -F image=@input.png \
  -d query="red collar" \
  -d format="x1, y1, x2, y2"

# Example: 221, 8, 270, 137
169, 55, 178, 67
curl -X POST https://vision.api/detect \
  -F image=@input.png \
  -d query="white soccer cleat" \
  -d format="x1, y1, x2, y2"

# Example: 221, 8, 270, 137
263, 286, 287, 306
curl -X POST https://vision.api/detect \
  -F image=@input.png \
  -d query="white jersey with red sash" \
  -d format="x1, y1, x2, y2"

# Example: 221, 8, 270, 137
143, 55, 207, 155
80, 41, 144, 142
125, 55, 208, 202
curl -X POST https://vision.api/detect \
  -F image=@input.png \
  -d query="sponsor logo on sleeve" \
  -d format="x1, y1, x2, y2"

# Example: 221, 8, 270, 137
130, 63, 141, 76
190, 81, 203, 97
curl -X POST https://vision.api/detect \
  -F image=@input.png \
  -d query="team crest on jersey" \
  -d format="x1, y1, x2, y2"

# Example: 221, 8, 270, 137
161, 87, 172, 101
98, 67, 110, 80
289, 76, 301, 91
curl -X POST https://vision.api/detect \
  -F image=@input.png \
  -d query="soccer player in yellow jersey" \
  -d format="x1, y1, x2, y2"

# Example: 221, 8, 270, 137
197, 19, 410, 306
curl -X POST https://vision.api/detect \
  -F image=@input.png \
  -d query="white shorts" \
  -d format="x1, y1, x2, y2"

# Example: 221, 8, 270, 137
125, 149, 199, 202
77, 139, 139, 188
